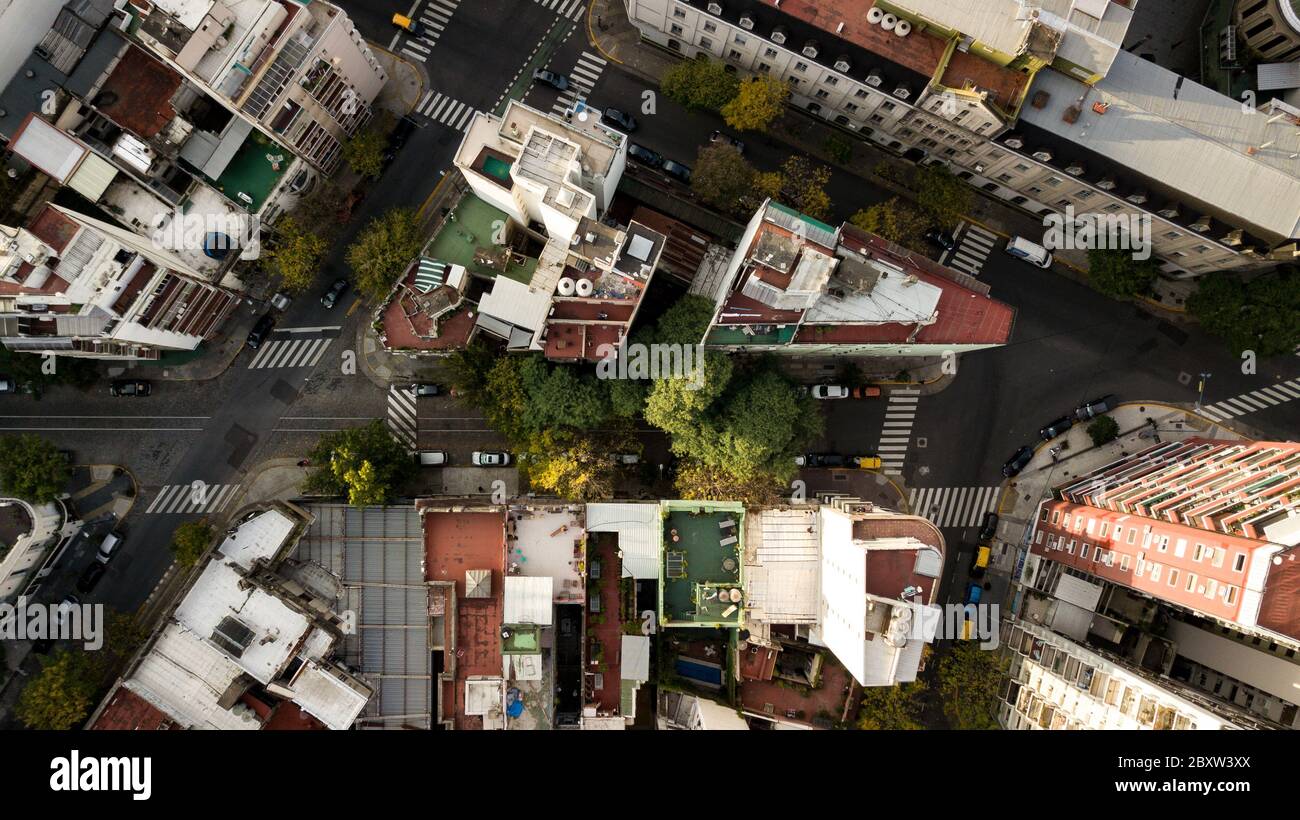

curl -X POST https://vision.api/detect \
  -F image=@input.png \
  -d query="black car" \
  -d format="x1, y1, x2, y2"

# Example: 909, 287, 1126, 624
1002, 446, 1035, 477
978, 511, 999, 541
109, 379, 151, 397
601, 107, 638, 132
532, 69, 569, 91
627, 142, 663, 168
925, 228, 957, 252
1074, 394, 1117, 420
247, 313, 276, 350
321, 278, 350, 309
77, 562, 107, 593
661, 160, 692, 184
413, 383, 442, 397
710, 130, 745, 154
0, 375, 14, 393
382, 115, 419, 165
1039, 416, 1074, 440
796, 453, 847, 468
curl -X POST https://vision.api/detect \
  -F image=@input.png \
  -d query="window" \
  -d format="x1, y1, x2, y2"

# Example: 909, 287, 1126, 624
844, 102, 858, 112
815, 89, 829, 99
881, 101, 896, 111
670, 23, 684, 35
855, 89, 868, 99
1233, 553, 1246, 573
1224, 586, 1238, 605
1157, 536, 1168, 553
758, 62, 771, 72
1045, 175, 1063, 186
1052, 510, 1061, 524
825, 76, 839, 86
1126, 529, 1136, 545
728, 49, 742, 60
1099, 522, 1109, 538
734, 34, 747, 45
794, 61, 809, 72
1081, 544, 1091, 560
1204, 579, 1217, 599
1150, 563, 1161, 583
1193, 543, 1204, 562
1167, 568, 1179, 587
1173, 539, 1186, 558
1075, 189, 1095, 200
1162, 230, 1182, 240
1120, 555, 1130, 572
1186, 573, 1198, 593
1066, 540, 1075, 555
699, 37, 713, 49
673, 7, 686, 18
703, 21, 717, 33
1210, 548, 1224, 568
1113, 526, 1122, 542
764, 47, 778, 58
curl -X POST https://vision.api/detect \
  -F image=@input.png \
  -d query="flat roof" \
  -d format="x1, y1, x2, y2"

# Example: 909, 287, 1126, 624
97, 43, 182, 139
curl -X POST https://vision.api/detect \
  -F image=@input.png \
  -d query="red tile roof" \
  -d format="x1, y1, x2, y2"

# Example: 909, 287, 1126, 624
98, 45, 181, 139
26, 205, 80, 254
90, 685, 181, 730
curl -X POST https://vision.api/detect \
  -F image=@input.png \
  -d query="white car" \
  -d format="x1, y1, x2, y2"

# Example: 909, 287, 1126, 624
811, 384, 849, 400
472, 451, 512, 467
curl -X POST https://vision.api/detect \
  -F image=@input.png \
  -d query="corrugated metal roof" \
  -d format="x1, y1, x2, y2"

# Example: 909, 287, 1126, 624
586, 502, 662, 580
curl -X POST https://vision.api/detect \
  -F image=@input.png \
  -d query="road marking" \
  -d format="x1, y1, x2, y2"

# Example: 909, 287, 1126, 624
388, 385, 419, 451
1201, 378, 1300, 420
248, 336, 334, 370
941, 223, 998, 276
876, 389, 920, 476
280, 325, 342, 334
397, 0, 460, 61
550, 51, 608, 116
909, 486, 1001, 529
415, 92, 480, 131
533, 0, 586, 20
144, 483, 241, 516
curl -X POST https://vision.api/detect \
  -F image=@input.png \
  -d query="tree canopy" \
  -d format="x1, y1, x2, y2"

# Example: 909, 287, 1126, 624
1187, 268, 1300, 358
857, 680, 928, 730
778, 156, 833, 222
660, 57, 739, 112
0, 434, 69, 503
342, 114, 392, 180
722, 75, 789, 132
171, 519, 215, 568
262, 214, 328, 294
935, 641, 1005, 729
1087, 415, 1120, 447
17, 613, 147, 730
304, 420, 416, 506
346, 207, 424, 301
1086, 248, 1159, 301
913, 164, 971, 230
849, 197, 930, 252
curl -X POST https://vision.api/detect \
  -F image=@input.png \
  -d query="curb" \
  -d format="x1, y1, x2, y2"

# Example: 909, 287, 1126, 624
587, 3, 626, 64
367, 42, 428, 117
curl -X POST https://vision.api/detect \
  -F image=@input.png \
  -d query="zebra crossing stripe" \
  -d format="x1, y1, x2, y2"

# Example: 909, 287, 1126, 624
909, 487, 1000, 528
388, 386, 418, 450
404, 39, 431, 54
401, 48, 428, 63
1202, 378, 1300, 420
144, 484, 241, 515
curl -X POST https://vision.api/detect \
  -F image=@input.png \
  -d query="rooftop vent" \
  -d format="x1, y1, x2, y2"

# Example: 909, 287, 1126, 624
867, 7, 884, 25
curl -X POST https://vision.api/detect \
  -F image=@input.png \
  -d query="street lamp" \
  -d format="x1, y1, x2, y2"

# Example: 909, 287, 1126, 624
1197, 372, 1211, 409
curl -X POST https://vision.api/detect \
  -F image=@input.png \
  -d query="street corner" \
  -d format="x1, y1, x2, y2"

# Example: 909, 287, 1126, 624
370, 44, 429, 116
69, 465, 138, 523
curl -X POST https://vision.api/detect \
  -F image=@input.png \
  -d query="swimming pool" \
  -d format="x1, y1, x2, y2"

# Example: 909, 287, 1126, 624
483, 155, 512, 182
676, 657, 723, 687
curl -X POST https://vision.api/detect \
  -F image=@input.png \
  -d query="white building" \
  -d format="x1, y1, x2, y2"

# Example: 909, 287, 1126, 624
0, 498, 71, 602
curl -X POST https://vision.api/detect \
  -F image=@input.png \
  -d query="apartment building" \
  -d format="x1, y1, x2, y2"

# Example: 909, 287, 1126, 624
624, 0, 1300, 277
699, 199, 1015, 356
0, 202, 239, 360
1235, 0, 1300, 61
127, 0, 386, 176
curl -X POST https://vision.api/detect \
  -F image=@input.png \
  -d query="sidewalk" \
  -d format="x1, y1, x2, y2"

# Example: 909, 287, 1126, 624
586, 5, 1195, 316
370, 45, 427, 117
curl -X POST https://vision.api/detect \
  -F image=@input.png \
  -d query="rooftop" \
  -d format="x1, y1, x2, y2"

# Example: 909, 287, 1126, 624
661, 501, 746, 627
507, 507, 584, 603
97, 43, 181, 139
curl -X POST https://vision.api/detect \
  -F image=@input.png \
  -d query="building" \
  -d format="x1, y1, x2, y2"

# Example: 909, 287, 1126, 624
0, 202, 240, 360
701, 199, 1015, 356
1018, 438, 1300, 727
624, 0, 1300, 276
0, 497, 73, 602
88, 505, 373, 730
1235, 0, 1300, 62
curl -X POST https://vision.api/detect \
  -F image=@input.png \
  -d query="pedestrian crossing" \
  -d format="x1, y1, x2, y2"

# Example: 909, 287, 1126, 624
1199, 377, 1300, 422
388, 385, 418, 450
942, 223, 999, 276
247, 335, 334, 370
551, 51, 607, 117
534, 0, 586, 20
877, 388, 919, 476
143, 483, 241, 516
413, 91, 480, 132
399, 0, 461, 63
909, 486, 1001, 529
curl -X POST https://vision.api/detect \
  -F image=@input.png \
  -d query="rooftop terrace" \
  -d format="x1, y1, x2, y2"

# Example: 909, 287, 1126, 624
661, 501, 746, 628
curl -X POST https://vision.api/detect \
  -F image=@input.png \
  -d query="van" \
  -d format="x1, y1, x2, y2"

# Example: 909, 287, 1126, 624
96, 532, 122, 565
417, 450, 447, 466
1004, 236, 1053, 268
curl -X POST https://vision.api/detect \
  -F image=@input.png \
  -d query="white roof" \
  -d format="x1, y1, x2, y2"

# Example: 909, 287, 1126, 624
126, 624, 260, 730
11, 117, 87, 182
744, 508, 820, 623
289, 662, 370, 731
151, 0, 217, 31
695, 696, 749, 730
477, 276, 553, 334
503, 575, 553, 625
585, 503, 661, 579
217, 508, 296, 568
805, 261, 942, 326
621, 635, 650, 682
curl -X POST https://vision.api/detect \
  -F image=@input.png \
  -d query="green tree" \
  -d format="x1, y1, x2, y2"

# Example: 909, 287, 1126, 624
913, 164, 971, 230
293, 180, 349, 242
521, 430, 619, 501
936, 641, 1005, 729
346, 207, 424, 301
857, 680, 928, 730
1188, 268, 1300, 358
672, 459, 781, 505
849, 197, 930, 252
0, 434, 69, 503
722, 75, 789, 133
779, 156, 833, 221
263, 215, 328, 294
691, 144, 757, 216
1086, 248, 1159, 301
304, 420, 415, 506
171, 519, 215, 568
0, 347, 99, 394
652, 294, 718, 345
16, 649, 100, 730
444, 338, 500, 404
342, 115, 391, 180
1087, 415, 1120, 447
660, 57, 739, 111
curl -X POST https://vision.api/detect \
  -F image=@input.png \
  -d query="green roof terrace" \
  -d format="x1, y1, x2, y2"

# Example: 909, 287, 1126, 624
659, 500, 745, 629
425, 193, 538, 284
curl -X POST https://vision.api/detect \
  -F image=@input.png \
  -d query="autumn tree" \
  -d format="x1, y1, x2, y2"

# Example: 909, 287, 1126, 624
342, 113, 393, 180
262, 214, 328, 294
936, 641, 1005, 729
913, 164, 971, 230
857, 680, 928, 730
304, 420, 416, 506
346, 207, 424, 300
849, 197, 930, 252
722, 75, 789, 132
16, 650, 100, 730
778, 156, 833, 222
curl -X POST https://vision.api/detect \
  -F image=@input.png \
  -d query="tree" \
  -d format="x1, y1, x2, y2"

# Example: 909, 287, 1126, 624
652, 294, 718, 345
346, 207, 424, 301
691, 144, 756, 216
722, 75, 789, 133
849, 197, 930, 252
672, 460, 781, 505
913, 164, 971, 230
521, 430, 619, 501
936, 641, 1005, 729
1086, 248, 1159, 301
1188, 268, 1300, 358
857, 680, 928, 730
293, 180, 349, 241
304, 420, 415, 506
171, 519, 215, 568
0, 434, 69, 503
660, 57, 739, 112
16, 649, 100, 730
779, 156, 833, 221
1087, 415, 1120, 447
0, 347, 100, 394
342, 114, 392, 180
444, 339, 500, 404
263, 214, 328, 294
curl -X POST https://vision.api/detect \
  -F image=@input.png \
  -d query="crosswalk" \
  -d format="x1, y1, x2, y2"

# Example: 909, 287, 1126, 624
143, 483, 241, 516
551, 51, 607, 117
942, 223, 999, 276
533, 0, 587, 20
1199, 377, 1300, 422
413, 91, 480, 131
247, 334, 335, 370
399, 0, 460, 63
909, 486, 1001, 529
877, 388, 919, 476
388, 385, 418, 450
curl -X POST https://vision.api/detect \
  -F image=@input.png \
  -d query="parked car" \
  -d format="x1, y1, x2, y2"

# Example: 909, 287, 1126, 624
1005, 236, 1053, 268
270, 291, 292, 311
247, 312, 276, 350
661, 160, 692, 184
1002, 445, 1035, 477
851, 385, 882, 398
978, 511, 999, 541
391, 13, 421, 35
795, 453, 847, 468
969, 544, 991, 579
1074, 394, 1118, 420
852, 455, 883, 470
109, 380, 151, 398
95, 531, 123, 565
1039, 416, 1074, 440
532, 69, 569, 91
413, 383, 442, 397
77, 562, 107, 594
964, 582, 984, 605
627, 142, 663, 168
321, 278, 350, 309
383, 116, 419, 165
709, 131, 745, 154
416, 450, 447, 466
472, 451, 512, 467
924, 228, 956, 252
811, 384, 849, 399
610, 453, 641, 465
55, 594, 81, 631
600, 107, 638, 132
0, 376, 14, 394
